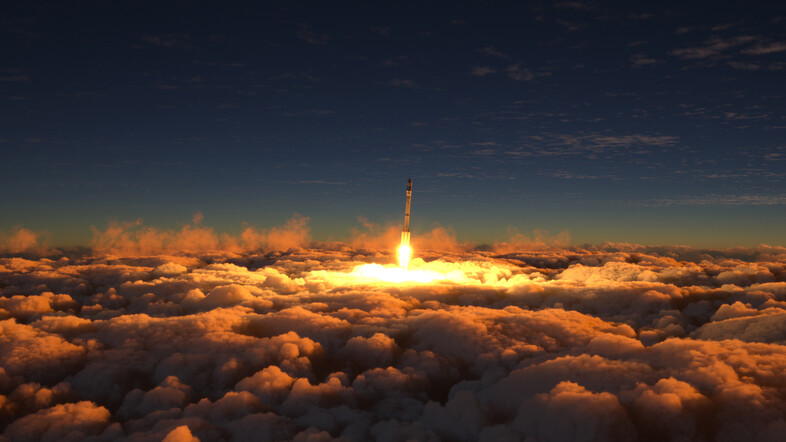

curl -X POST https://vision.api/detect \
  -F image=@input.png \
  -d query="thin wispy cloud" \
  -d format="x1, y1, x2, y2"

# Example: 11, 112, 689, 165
140, 34, 192, 49
478, 45, 511, 59
297, 24, 329, 45
470, 66, 497, 76
741, 41, 786, 55
388, 78, 416, 88
642, 194, 786, 206
669, 35, 755, 59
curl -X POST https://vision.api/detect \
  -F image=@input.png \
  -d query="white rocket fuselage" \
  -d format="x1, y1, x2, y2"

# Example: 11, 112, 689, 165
401, 179, 412, 246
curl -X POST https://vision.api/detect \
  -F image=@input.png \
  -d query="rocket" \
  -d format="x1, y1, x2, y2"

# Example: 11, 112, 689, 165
397, 179, 413, 269
401, 178, 412, 247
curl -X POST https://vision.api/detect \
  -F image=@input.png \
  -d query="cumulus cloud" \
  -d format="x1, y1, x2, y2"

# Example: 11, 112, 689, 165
90, 214, 311, 256
0, 227, 57, 256
1, 240, 786, 439
3, 401, 110, 441
492, 227, 570, 253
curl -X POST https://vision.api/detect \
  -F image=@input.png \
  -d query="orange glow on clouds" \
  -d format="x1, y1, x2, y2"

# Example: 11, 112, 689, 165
306, 258, 546, 289
307, 260, 465, 286
353, 263, 456, 284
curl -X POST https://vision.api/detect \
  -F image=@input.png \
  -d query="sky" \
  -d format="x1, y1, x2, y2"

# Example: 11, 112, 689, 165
2, 1, 785, 247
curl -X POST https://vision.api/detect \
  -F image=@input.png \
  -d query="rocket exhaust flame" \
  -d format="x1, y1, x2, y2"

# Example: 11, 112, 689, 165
398, 178, 413, 269
397, 244, 411, 269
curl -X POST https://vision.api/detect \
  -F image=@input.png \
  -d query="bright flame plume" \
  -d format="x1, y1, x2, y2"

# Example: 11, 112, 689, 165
398, 244, 411, 269
353, 263, 445, 283
306, 258, 545, 288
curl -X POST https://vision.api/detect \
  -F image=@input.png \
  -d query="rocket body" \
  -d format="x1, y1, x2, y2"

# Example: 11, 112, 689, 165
397, 179, 413, 269
401, 179, 412, 246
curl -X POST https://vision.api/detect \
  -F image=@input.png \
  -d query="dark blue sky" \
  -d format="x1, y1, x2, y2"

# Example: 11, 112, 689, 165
2, 1, 785, 247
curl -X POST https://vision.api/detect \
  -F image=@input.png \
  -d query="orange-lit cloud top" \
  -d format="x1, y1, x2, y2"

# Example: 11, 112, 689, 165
1, 213, 571, 258
1, 228, 786, 439
89, 213, 312, 256
0, 227, 56, 256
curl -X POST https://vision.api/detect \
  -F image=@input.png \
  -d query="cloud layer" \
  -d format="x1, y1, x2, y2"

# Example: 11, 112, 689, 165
1, 241, 786, 441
